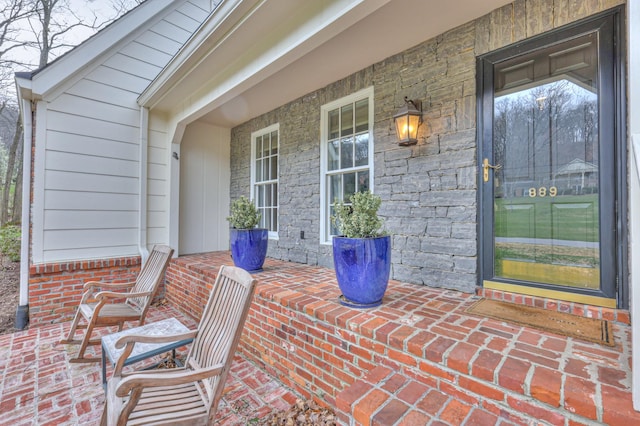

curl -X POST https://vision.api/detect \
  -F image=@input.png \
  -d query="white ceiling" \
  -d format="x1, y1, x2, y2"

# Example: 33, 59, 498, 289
150, 0, 511, 128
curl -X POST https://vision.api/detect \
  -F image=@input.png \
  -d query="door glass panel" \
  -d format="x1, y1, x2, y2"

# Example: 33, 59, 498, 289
492, 33, 600, 289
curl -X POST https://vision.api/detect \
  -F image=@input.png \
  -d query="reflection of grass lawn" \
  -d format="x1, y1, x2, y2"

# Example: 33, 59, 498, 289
495, 243, 599, 271
495, 194, 599, 242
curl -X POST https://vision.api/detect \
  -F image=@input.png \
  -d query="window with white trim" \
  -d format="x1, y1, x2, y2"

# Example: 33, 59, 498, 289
320, 88, 374, 243
251, 124, 279, 238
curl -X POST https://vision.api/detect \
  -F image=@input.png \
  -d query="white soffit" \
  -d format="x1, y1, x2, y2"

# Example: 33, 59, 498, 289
144, 0, 512, 127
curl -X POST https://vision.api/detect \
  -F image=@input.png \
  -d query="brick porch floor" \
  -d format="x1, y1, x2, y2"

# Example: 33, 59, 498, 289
168, 253, 639, 425
1, 254, 639, 425
0, 305, 299, 425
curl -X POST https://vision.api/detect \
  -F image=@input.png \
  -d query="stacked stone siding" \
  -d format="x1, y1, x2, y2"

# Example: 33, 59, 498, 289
230, 0, 624, 294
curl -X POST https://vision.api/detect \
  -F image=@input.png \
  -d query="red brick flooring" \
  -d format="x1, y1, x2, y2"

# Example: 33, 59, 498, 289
0, 306, 299, 425
2, 254, 639, 425
168, 253, 639, 425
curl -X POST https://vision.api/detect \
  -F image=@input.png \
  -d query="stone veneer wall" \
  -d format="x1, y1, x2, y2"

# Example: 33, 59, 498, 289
229, 0, 625, 294
28, 256, 141, 325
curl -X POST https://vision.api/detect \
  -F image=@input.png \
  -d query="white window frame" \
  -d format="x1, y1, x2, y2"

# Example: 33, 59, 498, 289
320, 87, 375, 244
250, 123, 279, 239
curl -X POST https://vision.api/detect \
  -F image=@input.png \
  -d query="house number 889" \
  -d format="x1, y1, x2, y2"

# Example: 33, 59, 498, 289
529, 187, 557, 197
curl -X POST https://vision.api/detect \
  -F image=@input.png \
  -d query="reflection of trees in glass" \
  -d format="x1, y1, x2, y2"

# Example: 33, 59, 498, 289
494, 80, 598, 197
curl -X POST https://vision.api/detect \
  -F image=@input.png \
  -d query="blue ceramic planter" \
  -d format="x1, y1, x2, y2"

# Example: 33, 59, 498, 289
230, 228, 268, 272
332, 235, 391, 308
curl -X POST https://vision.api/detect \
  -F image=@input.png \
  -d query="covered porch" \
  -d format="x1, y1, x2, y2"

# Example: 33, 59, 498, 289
2, 253, 637, 424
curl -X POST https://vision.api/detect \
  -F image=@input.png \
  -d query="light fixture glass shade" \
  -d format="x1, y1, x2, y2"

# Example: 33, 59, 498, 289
393, 98, 422, 145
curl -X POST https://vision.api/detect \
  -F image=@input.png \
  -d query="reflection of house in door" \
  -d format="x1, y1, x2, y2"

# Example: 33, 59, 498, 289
554, 158, 598, 194
179, 122, 230, 255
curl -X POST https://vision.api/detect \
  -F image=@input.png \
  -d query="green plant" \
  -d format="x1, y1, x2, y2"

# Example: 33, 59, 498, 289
0, 223, 21, 262
227, 196, 261, 229
332, 191, 384, 238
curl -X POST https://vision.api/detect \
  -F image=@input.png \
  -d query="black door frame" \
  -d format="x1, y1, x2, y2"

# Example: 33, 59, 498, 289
476, 6, 627, 308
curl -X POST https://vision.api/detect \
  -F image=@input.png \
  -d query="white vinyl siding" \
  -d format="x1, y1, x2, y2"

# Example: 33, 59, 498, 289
320, 87, 374, 244
33, 0, 215, 263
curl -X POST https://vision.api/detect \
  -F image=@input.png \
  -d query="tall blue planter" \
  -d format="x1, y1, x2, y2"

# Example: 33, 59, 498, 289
230, 228, 268, 272
332, 235, 391, 308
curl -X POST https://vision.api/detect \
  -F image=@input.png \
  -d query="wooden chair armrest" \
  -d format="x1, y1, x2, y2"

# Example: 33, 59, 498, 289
95, 290, 151, 300
115, 330, 197, 349
83, 280, 135, 291
113, 330, 196, 377
115, 363, 225, 397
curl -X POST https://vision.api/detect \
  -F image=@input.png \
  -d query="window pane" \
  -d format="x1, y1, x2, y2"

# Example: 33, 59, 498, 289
355, 99, 368, 133
344, 172, 356, 200
255, 136, 262, 159
357, 170, 369, 193
329, 109, 339, 139
341, 104, 353, 136
271, 131, 278, 155
263, 209, 271, 231
329, 205, 338, 235
263, 157, 269, 182
263, 135, 271, 157
330, 174, 341, 202
328, 140, 339, 171
341, 137, 354, 169
273, 182, 278, 205
355, 134, 369, 167
271, 156, 278, 180
265, 183, 272, 206
257, 185, 264, 207
256, 159, 263, 182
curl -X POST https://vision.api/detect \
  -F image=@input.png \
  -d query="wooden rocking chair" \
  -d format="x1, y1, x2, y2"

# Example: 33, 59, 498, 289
60, 245, 174, 362
102, 265, 257, 426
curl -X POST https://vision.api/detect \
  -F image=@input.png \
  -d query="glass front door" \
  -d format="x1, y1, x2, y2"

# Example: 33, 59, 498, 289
478, 12, 623, 307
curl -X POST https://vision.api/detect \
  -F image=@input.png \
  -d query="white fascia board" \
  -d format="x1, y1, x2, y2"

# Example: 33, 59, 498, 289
28, 0, 176, 99
139, 0, 251, 107
15, 73, 34, 104
139, 0, 390, 111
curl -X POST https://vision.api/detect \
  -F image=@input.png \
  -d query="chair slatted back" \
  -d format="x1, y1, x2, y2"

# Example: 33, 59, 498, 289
186, 265, 257, 414
126, 245, 174, 313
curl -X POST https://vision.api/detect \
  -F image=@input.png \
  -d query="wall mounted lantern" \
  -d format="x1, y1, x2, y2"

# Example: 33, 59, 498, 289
393, 97, 423, 146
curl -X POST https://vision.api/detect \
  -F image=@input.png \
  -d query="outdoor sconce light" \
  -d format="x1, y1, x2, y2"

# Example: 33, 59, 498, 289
393, 96, 423, 146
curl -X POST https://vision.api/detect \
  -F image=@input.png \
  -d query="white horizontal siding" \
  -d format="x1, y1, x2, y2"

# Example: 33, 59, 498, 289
49, 94, 140, 127
66, 79, 140, 108
179, 1, 210, 21
42, 245, 140, 263
119, 42, 174, 68
103, 53, 164, 81
47, 131, 139, 161
44, 229, 138, 250
86, 65, 153, 93
44, 210, 138, 230
45, 151, 138, 177
47, 111, 139, 143
135, 31, 184, 56
35, 0, 215, 263
44, 170, 139, 193
149, 19, 193, 45
45, 190, 138, 211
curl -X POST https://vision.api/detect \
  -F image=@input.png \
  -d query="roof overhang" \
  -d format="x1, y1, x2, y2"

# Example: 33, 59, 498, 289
146, 0, 512, 128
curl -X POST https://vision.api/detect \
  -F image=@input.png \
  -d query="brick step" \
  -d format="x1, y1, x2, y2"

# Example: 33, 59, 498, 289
166, 254, 639, 426
335, 328, 637, 425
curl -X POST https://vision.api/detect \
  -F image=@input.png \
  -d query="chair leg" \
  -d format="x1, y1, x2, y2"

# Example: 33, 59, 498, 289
69, 317, 100, 363
60, 307, 85, 344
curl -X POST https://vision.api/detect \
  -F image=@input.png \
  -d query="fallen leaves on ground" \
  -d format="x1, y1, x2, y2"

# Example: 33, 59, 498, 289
254, 399, 337, 425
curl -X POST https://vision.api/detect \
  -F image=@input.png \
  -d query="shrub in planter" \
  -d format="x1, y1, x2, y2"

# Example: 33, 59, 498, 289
227, 196, 268, 272
331, 191, 390, 308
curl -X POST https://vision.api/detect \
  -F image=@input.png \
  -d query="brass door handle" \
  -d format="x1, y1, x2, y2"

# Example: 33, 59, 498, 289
482, 158, 501, 182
